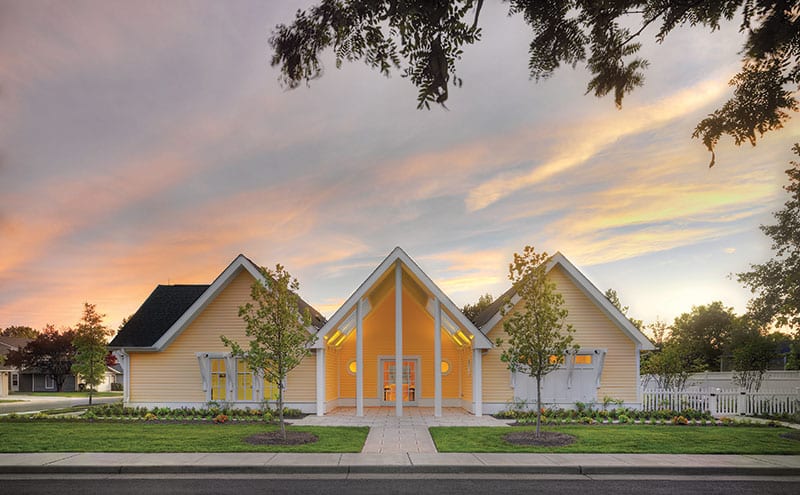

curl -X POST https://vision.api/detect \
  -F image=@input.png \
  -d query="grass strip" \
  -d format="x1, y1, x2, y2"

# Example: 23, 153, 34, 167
0, 421, 368, 453
430, 425, 800, 454
10, 392, 123, 398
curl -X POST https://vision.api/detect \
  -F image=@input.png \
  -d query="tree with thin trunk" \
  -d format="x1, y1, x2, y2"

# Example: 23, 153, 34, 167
222, 265, 314, 441
496, 246, 577, 437
72, 303, 114, 405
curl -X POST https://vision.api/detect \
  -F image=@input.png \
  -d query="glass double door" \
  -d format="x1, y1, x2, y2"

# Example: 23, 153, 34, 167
379, 358, 418, 405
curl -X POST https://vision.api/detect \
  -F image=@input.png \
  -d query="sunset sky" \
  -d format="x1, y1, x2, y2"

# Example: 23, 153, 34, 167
1, 1, 797, 335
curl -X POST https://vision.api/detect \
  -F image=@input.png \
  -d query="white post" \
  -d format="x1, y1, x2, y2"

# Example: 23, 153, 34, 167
472, 347, 482, 417
434, 299, 442, 417
395, 262, 403, 417
737, 390, 747, 416
356, 299, 364, 417
316, 347, 325, 416
709, 388, 718, 417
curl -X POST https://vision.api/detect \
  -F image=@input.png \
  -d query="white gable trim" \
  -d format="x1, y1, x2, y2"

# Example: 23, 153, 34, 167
152, 254, 317, 352
314, 247, 493, 349
479, 252, 655, 350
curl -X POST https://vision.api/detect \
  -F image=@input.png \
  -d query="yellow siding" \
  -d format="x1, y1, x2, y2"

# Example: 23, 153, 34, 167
325, 346, 338, 401
483, 264, 638, 403
331, 286, 464, 401
285, 352, 316, 402
129, 269, 316, 403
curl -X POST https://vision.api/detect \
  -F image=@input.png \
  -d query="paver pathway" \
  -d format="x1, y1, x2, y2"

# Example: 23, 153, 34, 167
292, 407, 509, 454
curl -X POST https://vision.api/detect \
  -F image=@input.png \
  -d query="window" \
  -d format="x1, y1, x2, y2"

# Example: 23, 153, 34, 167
210, 358, 226, 400
44, 375, 55, 390
11, 373, 18, 388
347, 360, 357, 375
264, 378, 279, 401
574, 355, 593, 365
440, 360, 451, 375
237, 360, 254, 401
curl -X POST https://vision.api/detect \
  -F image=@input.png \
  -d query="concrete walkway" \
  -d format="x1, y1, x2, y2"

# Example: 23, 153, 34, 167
292, 407, 509, 454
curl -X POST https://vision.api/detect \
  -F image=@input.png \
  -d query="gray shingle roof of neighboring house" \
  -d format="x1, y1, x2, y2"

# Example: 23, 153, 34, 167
109, 285, 210, 348
0, 336, 31, 371
471, 286, 514, 330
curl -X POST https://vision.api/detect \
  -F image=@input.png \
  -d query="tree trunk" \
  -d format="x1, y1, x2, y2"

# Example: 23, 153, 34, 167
278, 382, 286, 440
535, 373, 542, 437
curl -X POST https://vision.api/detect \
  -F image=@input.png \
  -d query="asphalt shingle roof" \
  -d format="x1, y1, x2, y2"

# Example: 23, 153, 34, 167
471, 286, 515, 330
109, 285, 209, 348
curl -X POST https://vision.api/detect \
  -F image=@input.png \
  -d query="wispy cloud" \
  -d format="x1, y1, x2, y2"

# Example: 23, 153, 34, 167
465, 78, 729, 211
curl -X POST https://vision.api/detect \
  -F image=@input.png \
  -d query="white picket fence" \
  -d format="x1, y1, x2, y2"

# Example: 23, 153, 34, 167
641, 388, 800, 417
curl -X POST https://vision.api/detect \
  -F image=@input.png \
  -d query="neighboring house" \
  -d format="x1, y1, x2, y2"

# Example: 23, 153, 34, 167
109, 247, 654, 416
0, 336, 31, 397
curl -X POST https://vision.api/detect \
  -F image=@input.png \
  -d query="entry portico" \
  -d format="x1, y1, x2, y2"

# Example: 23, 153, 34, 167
313, 247, 492, 417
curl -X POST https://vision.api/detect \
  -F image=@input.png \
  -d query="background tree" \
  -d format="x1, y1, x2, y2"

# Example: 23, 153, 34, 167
221, 265, 315, 440
496, 246, 577, 437
670, 301, 738, 371
640, 341, 703, 391
738, 144, 800, 333
604, 288, 643, 330
6, 325, 75, 391
71, 303, 114, 405
462, 293, 494, 323
1, 325, 38, 339
728, 321, 776, 392
271, 1, 799, 160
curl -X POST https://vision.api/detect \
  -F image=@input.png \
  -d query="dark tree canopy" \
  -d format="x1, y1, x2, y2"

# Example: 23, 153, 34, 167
1, 325, 38, 339
670, 301, 739, 371
462, 292, 494, 323
6, 325, 76, 392
271, 0, 799, 162
737, 144, 800, 333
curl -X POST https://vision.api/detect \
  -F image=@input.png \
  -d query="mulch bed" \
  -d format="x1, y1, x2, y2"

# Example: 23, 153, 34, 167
244, 431, 319, 446
503, 431, 576, 447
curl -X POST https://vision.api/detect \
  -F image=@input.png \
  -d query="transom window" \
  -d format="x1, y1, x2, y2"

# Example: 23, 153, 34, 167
574, 354, 593, 365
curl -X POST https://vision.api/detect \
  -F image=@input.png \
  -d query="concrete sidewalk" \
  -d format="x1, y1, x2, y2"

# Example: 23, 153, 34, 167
1, 453, 799, 476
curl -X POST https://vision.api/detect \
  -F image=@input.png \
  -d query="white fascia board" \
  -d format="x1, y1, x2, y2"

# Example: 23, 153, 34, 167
313, 247, 493, 349
547, 252, 655, 350
478, 293, 521, 336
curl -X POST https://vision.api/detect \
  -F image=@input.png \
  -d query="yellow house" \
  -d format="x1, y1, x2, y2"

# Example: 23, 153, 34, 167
110, 247, 654, 416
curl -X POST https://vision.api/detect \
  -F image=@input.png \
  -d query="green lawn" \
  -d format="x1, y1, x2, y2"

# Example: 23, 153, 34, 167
11, 391, 123, 398
0, 421, 368, 453
430, 425, 800, 454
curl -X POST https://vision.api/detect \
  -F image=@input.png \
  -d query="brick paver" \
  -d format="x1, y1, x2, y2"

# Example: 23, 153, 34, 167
292, 407, 509, 454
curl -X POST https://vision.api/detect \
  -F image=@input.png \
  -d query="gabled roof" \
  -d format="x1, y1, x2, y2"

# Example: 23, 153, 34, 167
109, 285, 209, 348
109, 254, 326, 351
314, 247, 494, 349
0, 336, 31, 354
474, 252, 655, 350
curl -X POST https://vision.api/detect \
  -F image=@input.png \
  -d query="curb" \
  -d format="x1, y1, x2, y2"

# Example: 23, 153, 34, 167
2, 464, 799, 476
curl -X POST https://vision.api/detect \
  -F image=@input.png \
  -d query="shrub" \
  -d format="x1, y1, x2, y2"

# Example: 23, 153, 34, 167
671, 415, 689, 425
143, 412, 158, 421
213, 414, 229, 424
618, 414, 631, 424
581, 416, 595, 424
111, 382, 123, 391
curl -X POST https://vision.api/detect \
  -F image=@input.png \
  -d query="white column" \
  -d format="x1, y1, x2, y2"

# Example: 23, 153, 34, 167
472, 347, 482, 417
356, 299, 364, 417
395, 262, 403, 417
434, 299, 442, 417
316, 347, 325, 416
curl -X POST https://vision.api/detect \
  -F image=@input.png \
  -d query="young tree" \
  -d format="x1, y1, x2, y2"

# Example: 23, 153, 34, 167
728, 322, 776, 392
6, 325, 75, 391
71, 303, 114, 405
738, 144, 800, 333
271, 1, 799, 160
221, 265, 315, 440
496, 246, 577, 437
461, 293, 494, 323
604, 288, 643, 330
640, 341, 703, 392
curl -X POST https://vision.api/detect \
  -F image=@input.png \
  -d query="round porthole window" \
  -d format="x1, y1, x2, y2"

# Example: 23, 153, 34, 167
440, 360, 450, 375
348, 360, 357, 375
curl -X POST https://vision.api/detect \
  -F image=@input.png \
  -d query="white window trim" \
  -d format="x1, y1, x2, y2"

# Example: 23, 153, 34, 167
197, 352, 265, 403
44, 375, 55, 390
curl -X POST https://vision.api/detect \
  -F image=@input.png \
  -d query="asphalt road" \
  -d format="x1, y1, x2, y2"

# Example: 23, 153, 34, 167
0, 476, 797, 495
0, 395, 121, 414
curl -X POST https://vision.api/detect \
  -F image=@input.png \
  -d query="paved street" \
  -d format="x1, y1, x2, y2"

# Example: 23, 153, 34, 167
0, 476, 798, 495
0, 394, 121, 414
